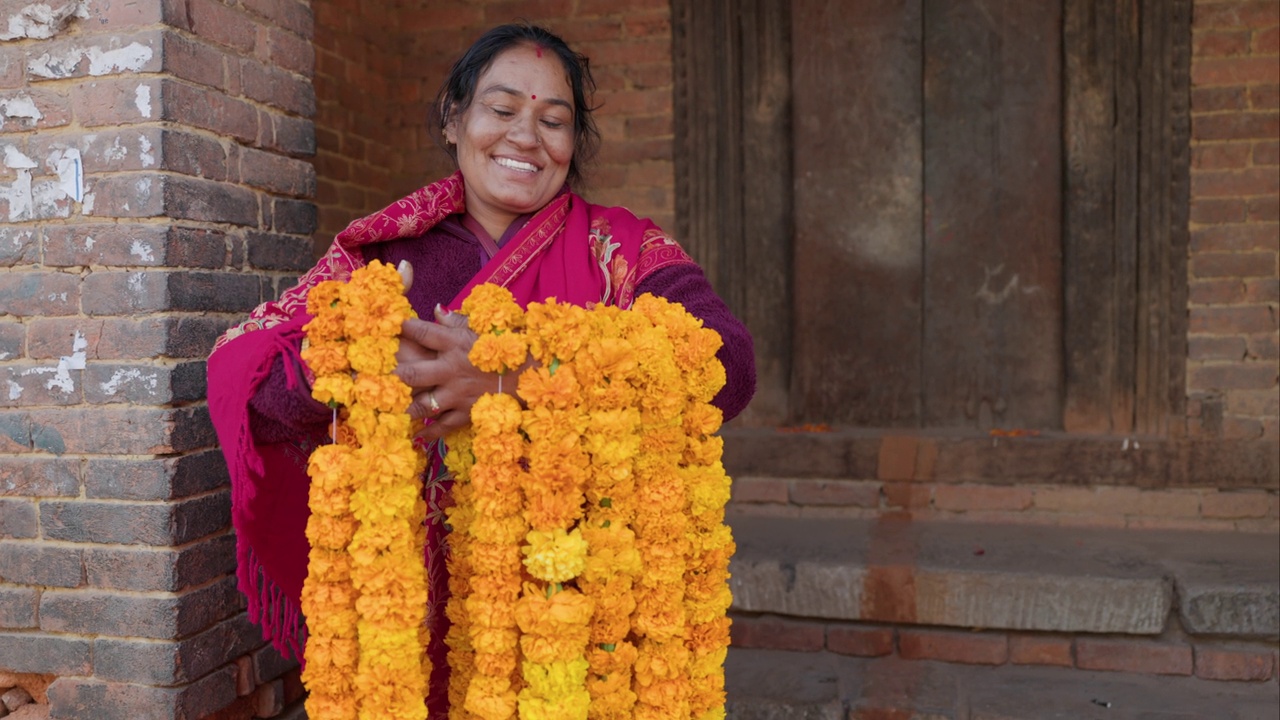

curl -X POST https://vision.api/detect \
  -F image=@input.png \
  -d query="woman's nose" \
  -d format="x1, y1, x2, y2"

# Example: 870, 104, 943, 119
506, 114, 540, 147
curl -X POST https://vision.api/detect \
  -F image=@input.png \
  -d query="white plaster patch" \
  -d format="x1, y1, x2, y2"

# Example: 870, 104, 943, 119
3, 169, 32, 221
83, 235, 94, 250
0, 1, 87, 41
129, 239, 154, 262
0, 96, 43, 129
4, 145, 36, 169
127, 271, 145, 296
49, 147, 82, 202
138, 135, 154, 167
7, 379, 21, 400
81, 191, 94, 215
85, 42, 153, 76
134, 84, 151, 118
32, 177, 70, 218
102, 136, 126, 163
100, 367, 158, 396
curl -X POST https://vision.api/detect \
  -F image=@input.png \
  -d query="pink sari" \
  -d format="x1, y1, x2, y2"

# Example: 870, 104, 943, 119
206, 173, 693, 708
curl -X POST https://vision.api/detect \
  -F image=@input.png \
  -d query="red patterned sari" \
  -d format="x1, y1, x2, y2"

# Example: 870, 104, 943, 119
206, 173, 694, 708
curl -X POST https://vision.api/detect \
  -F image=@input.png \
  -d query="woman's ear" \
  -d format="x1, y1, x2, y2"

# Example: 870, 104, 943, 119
443, 104, 460, 146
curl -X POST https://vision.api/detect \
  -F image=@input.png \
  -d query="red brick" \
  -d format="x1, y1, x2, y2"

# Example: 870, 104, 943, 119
1192, 57, 1280, 86
1250, 84, 1279, 109
1245, 277, 1280, 302
933, 484, 1033, 512
242, 0, 314, 39
1191, 142, 1252, 169
0, 47, 22, 88
188, 0, 260, 53
0, 500, 37, 539
238, 146, 316, 197
729, 615, 824, 652
0, 543, 83, 588
254, 679, 284, 717
163, 80, 259, 143
1193, 112, 1280, 141
0, 321, 23, 360
1193, 28, 1252, 57
0, 273, 80, 317
1188, 335, 1248, 361
1254, 25, 1280, 53
0, 586, 38, 629
484, 0, 572, 24
1192, 168, 1280, 198
1191, 85, 1248, 112
163, 31, 229, 91
0, 406, 214, 455
827, 626, 894, 657
26, 32, 165, 82
1194, 647, 1274, 681
1009, 634, 1073, 667
0, 227, 38, 267
729, 477, 788, 504
1194, 2, 1280, 30
1076, 639, 1192, 675
1189, 306, 1277, 334
1, 89, 73, 130
1189, 364, 1277, 391
1190, 224, 1278, 252
789, 479, 880, 507
0, 634, 91, 676
1254, 140, 1280, 165
239, 57, 315, 116
1188, 278, 1247, 305
899, 630, 1008, 666
0, 458, 80, 497
1246, 333, 1279, 360
1247, 195, 1280, 221
71, 77, 160, 126
268, 26, 315, 76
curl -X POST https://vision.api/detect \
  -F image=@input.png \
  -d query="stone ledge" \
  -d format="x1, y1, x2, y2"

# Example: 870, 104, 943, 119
721, 428, 1280, 489
725, 649, 1280, 720
728, 514, 1279, 639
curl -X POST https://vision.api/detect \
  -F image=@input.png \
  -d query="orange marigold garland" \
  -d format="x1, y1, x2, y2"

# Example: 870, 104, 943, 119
300, 260, 429, 720
445, 285, 733, 720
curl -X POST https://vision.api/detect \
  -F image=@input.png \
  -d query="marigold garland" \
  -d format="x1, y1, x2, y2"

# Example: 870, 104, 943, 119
300, 260, 429, 720
446, 285, 734, 720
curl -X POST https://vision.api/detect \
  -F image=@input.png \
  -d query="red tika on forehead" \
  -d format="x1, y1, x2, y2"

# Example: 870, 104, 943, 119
535, 44, 543, 58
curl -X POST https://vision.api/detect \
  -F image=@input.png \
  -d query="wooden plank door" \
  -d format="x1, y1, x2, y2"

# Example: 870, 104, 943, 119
790, 0, 1064, 429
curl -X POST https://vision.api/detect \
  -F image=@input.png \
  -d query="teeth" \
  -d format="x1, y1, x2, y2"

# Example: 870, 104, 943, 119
495, 157, 537, 172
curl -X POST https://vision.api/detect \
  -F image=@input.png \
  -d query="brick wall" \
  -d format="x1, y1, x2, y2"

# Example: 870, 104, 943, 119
309, 0, 675, 248
0, 0, 314, 717
1187, 0, 1280, 441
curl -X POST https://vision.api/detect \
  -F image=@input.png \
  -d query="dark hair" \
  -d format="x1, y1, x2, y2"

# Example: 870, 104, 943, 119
431, 23, 600, 186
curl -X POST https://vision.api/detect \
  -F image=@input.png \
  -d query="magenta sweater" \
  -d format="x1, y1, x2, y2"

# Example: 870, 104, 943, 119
249, 219, 756, 440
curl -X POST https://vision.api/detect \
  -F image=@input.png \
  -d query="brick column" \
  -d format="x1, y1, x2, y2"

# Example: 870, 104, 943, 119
1, 1, 315, 718
1187, 0, 1280, 440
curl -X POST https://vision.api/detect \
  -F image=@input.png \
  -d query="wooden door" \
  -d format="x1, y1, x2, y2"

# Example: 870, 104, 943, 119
791, 0, 1063, 429
673, 0, 1190, 433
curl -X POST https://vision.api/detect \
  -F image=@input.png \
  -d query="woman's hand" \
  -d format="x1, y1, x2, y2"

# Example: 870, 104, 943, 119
395, 306, 501, 442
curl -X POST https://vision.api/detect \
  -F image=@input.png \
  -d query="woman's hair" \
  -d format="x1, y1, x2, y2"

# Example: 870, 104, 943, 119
431, 23, 601, 186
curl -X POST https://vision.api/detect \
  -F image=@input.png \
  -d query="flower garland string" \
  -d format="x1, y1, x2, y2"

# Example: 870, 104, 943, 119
445, 285, 732, 720
300, 260, 429, 720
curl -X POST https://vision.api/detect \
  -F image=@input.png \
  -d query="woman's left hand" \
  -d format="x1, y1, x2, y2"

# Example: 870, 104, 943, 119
395, 306, 498, 443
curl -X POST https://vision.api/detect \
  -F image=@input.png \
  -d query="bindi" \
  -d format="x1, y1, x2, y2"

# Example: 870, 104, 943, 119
531, 94, 537, 99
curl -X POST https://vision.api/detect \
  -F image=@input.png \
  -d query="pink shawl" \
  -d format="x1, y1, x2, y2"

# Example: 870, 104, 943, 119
206, 173, 693, 698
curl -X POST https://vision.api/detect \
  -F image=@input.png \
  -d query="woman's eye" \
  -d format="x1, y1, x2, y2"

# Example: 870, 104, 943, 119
541, 119, 566, 129
491, 107, 514, 117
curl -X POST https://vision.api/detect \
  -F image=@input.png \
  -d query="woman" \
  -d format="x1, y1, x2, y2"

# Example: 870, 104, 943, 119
207, 23, 755, 712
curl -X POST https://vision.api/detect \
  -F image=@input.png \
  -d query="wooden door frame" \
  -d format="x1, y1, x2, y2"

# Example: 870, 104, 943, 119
672, 0, 1192, 434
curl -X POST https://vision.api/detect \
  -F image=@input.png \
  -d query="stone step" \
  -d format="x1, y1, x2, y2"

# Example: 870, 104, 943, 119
725, 648, 1280, 720
728, 513, 1279, 639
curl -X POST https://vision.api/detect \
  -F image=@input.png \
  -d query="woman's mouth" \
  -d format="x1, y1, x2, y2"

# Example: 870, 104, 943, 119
494, 157, 538, 173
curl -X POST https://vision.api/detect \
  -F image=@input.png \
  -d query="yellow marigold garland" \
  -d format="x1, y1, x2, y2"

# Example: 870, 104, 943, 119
446, 285, 733, 720
300, 260, 429, 720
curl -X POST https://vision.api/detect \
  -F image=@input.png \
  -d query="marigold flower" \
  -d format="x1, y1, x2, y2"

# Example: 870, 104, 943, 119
522, 527, 589, 583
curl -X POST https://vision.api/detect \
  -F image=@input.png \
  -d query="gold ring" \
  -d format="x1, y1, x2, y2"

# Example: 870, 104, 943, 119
427, 391, 441, 415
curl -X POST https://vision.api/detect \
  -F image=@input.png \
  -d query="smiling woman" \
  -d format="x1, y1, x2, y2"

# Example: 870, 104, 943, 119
205, 21, 756, 717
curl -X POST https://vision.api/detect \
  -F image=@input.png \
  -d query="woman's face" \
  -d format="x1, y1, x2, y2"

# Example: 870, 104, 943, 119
446, 43, 576, 236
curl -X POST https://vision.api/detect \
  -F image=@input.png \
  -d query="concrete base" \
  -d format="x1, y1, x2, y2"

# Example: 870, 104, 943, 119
729, 514, 1280, 639
726, 648, 1280, 720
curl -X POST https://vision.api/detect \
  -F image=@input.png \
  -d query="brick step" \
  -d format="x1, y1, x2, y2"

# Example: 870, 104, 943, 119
727, 514, 1279, 639
724, 648, 1279, 719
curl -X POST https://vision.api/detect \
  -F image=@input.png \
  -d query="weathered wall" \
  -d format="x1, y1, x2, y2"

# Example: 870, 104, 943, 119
0, 0, 313, 716
1186, 0, 1280, 440
310, 0, 676, 248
